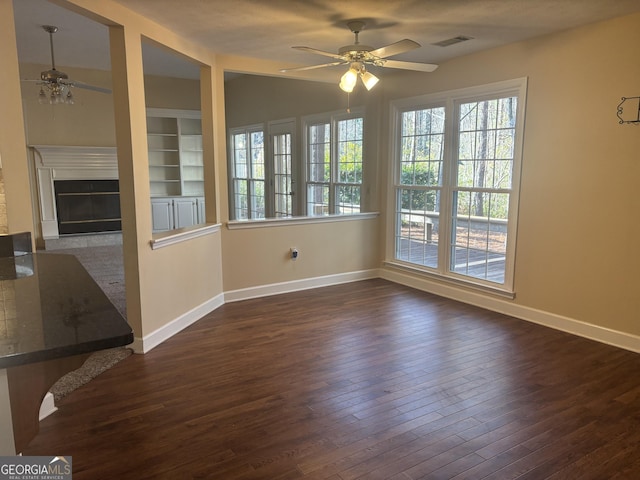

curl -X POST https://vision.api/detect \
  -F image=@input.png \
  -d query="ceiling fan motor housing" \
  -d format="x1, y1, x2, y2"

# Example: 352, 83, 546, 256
338, 44, 374, 57
41, 69, 68, 83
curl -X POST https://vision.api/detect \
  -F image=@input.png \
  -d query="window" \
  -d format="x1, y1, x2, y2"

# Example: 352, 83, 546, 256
229, 126, 265, 220
269, 119, 295, 218
305, 111, 364, 216
229, 120, 297, 220
392, 79, 526, 292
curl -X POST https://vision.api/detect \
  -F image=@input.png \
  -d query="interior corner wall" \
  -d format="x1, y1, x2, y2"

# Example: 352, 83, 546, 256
379, 12, 640, 339
220, 73, 383, 293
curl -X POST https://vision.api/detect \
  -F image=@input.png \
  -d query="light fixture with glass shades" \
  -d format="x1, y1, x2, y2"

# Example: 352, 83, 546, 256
339, 62, 379, 92
22, 25, 112, 105
38, 81, 74, 105
281, 20, 438, 92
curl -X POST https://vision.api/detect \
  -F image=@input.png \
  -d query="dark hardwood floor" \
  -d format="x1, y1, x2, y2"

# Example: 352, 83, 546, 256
24, 279, 640, 479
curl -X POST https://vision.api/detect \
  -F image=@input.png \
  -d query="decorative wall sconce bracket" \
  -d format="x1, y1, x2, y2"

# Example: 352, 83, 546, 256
616, 96, 640, 124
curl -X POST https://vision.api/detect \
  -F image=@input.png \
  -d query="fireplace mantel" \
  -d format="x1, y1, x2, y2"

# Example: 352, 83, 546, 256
31, 145, 118, 239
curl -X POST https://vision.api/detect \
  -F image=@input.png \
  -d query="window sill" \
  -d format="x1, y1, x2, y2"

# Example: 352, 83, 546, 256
227, 212, 379, 230
383, 260, 516, 299
150, 223, 221, 250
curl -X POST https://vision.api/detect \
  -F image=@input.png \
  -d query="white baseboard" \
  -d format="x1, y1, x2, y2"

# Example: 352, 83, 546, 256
130, 266, 638, 357
381, 267, 640, 354
131, 293, 225, 354
39, 392, 57, 421
224, 269, 380, 303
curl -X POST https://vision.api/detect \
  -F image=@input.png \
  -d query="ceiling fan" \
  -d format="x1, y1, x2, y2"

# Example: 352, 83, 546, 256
24, 25, 111, 104
280, 21, 438, 92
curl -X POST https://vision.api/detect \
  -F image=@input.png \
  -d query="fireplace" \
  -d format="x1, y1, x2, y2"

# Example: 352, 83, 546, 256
54, 180, 121, 235
32, 146, 119, 239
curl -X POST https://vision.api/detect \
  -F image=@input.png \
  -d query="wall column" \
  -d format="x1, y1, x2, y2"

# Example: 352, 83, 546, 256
0, 0, 35, 240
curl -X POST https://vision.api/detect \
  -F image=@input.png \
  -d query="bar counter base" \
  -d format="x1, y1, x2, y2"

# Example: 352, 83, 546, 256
6, 354, 90, 453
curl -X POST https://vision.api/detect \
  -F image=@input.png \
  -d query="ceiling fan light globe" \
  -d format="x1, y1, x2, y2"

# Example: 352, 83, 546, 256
65, 90, 74, 105
340, 68, 358, 92
361, 71, 379, 90
38, 88, 48, 104
339, 79, 354, 93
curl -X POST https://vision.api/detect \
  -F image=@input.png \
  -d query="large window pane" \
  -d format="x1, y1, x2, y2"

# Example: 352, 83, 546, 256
451, 191, 509, 283
307, 184, 329, 216
396, 188, 440, 268
250, 179, 265, 219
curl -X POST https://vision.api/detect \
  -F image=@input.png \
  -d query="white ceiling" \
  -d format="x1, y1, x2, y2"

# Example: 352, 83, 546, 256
13, 0, 640, 80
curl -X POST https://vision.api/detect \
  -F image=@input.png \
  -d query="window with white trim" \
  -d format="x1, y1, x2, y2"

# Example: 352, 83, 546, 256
305, 111, 364, 216
229, 126, 265, 220
392, 79, 526, 291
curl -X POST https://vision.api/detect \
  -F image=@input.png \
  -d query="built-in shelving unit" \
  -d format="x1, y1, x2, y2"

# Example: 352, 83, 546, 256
147, 108, 204, 197
147, 108, 206, 232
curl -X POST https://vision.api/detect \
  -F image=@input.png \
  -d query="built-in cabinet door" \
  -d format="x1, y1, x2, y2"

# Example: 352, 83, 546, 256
151, 198, 173, 232
173, 197, 197, 229
196, 197, 206, 224
151, 196, 205, 232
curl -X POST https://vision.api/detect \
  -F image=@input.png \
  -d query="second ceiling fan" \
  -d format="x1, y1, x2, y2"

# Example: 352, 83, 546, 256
281, 21, 438, 92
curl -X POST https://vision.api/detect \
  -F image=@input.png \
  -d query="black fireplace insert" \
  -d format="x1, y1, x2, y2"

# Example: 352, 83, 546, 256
54, 180, 121, 235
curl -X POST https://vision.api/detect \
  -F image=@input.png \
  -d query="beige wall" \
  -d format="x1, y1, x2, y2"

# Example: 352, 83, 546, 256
144, 74, 201, 110
0, 0, 35, 240
224, 74, 366, 128
380, 12, 640, 337
0, 170, 7, 235
20, 64, 116, 146
20, 65, 201, 147
222, 218, 380, 292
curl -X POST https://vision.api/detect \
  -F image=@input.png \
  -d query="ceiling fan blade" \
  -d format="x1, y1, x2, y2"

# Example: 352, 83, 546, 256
292, 46, 345, 61
382, 59, 439, 72
280, 61, 346, 73
368, 39, 420, 59
68, 81, 112, 94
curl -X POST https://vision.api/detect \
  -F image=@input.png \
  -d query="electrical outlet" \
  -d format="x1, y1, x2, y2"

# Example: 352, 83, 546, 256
290, 248, 299, 260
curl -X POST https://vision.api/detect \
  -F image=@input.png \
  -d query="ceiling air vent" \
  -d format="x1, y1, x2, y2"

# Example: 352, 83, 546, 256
432, 36, 473, 47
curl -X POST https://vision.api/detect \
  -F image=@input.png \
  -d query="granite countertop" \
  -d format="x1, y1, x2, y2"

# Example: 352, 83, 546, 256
0, 252, 133, 369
